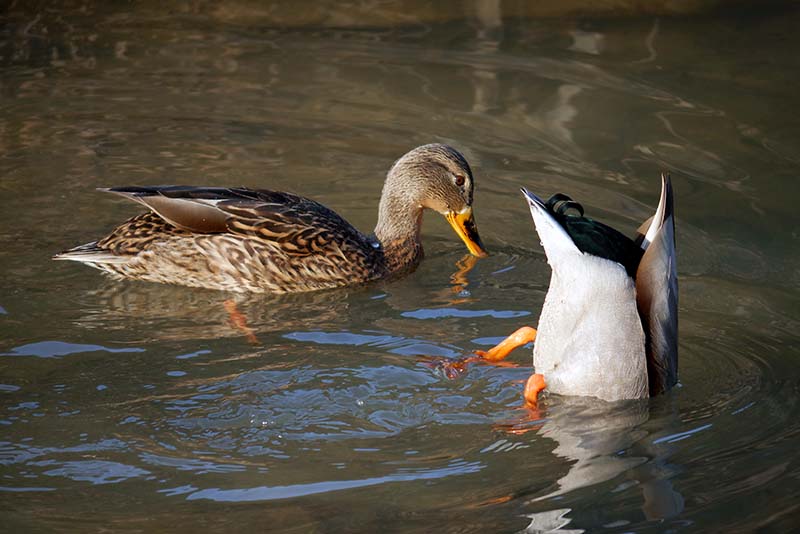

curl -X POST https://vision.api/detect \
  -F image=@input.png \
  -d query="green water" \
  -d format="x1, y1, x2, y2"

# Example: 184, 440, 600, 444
1, 2, 799, 532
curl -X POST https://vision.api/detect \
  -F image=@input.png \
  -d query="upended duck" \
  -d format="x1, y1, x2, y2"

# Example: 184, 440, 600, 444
54, 144, 487, 293
477, 174, 677, 403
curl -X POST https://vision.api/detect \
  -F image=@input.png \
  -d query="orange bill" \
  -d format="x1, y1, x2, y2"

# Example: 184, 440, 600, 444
445, 206, 488, 257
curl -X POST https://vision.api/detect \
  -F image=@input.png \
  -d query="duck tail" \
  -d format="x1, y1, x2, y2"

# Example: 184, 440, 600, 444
53, 242, 129, 264
636, 173, 678, 395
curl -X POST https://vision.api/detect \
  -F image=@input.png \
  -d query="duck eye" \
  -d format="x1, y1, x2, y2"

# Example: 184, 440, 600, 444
454, 175, 465, 187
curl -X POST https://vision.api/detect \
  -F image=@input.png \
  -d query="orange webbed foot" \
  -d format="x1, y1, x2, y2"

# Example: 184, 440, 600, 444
475, 326, 537, 362
524, 373, 546, 407
420, 354, 484, 380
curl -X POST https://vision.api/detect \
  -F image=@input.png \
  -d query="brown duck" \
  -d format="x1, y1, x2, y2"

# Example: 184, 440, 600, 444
54, 144, 488, 293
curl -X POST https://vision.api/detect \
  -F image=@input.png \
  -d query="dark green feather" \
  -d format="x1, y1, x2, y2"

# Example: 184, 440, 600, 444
547, 194, 644, 278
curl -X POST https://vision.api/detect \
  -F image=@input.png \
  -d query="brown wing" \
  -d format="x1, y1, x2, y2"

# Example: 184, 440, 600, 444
102, 186, 258, 233
634, 173, 678, 396
102, 185, 379, 262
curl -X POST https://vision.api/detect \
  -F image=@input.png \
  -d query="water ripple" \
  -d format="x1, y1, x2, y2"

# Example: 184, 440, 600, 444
401, 308, 531, 320
38, 460, 150, 485
185, 460, 484, 502
1, 341, 144, 358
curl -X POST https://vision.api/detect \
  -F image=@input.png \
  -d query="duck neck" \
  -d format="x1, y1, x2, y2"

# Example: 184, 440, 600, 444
374, 181, 425, 274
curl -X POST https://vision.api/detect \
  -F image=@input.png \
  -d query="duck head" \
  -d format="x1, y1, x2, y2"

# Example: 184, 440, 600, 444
374, 144, 487, 257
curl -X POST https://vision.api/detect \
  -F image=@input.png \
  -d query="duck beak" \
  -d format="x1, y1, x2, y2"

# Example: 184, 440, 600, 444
445, 207, 488, 257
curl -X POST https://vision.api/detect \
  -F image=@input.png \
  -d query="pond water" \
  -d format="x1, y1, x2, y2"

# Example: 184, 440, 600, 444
2, 2, 799, 532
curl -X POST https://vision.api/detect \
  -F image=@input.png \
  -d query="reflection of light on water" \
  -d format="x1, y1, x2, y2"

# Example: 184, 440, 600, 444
402, 308, 530, 319
514, 83, 583, 150
282, 330, 462, 357
531, 403, 649, 501
175, 349, 212, 360
480, 438, 530, 453
42, 460, 150, 486
284, 331, 404, 347
185, 460, 483, 502
1, 340, 145, 358
630, 18, 660, 64
519, 508, 583, 534
516, 398, 684, 525
652, 423, 712, 444
568, 30, 605, 55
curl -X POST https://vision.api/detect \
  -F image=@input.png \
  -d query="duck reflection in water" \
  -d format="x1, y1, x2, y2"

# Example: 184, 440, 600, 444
69, 250, 486, 345
69, 280, 357, 343
506, 397, 684, 533
441, 254, 481, 305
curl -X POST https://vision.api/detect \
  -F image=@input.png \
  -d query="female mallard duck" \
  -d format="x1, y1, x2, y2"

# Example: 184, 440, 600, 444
478, 174, 677, 403
54, 144, 487, 293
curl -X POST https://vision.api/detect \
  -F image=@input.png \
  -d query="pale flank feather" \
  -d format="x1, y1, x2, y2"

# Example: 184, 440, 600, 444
635, 174, 678, 395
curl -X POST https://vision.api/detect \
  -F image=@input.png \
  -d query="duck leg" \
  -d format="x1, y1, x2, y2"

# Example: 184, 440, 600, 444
425, 326, 537, 383
474, 326, 545, 405
223, 299, 259, 345
524, 373, 546, 406
474, 326, 537, 361
491, 372, 547, 435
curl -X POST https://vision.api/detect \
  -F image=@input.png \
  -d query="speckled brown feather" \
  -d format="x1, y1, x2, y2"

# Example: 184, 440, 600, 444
57, 190, 386, 293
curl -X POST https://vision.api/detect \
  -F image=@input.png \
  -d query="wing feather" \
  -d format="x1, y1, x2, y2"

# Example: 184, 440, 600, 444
635, 173, 678, 395
101, 186, 371, 259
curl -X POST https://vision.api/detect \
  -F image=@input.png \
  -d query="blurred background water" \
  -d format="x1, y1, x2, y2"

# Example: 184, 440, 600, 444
1, 1, 799, 532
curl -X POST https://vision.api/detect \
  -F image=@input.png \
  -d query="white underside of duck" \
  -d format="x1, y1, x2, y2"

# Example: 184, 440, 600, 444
521, 174, 676, 402
533, 251, 649, 401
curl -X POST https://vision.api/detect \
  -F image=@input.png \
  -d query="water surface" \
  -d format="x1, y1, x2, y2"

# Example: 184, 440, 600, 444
2, 2, 800, 532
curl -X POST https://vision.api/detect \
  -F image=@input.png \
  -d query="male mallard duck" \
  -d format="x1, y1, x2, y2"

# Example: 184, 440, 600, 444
478, 174, 677, 403
54, 144, 487, 293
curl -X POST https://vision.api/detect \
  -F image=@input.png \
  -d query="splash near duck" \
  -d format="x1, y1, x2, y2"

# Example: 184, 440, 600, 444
479, 174, 677, 404
54, 144, 487, 293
